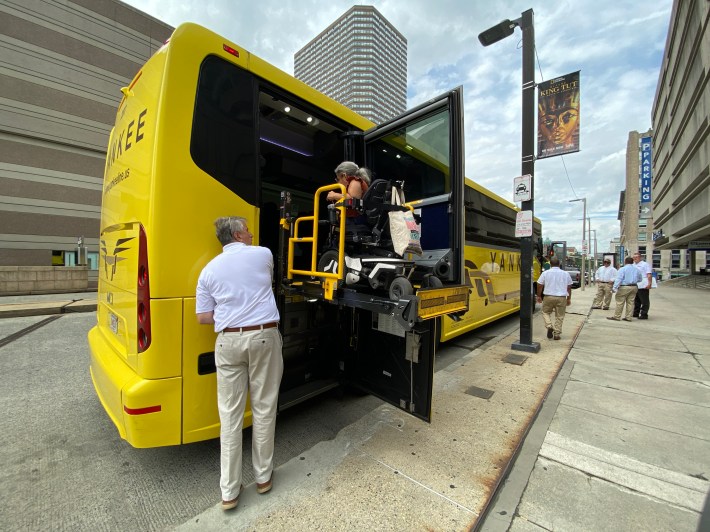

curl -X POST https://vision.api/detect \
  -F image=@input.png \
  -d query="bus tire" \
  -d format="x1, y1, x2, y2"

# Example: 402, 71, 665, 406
389, 276, 413, 301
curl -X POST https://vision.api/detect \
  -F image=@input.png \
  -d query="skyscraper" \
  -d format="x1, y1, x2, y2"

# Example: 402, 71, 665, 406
294, 5, 406, 124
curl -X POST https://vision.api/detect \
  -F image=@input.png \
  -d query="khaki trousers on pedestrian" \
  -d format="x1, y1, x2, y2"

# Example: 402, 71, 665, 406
541, 295, 567, 335
593, 282, 612, 308
215, 327, 283, 501
613, 285, 638, 320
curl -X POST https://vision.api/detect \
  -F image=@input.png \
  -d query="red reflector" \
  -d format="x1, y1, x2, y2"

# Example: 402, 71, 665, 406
124, 405, 161, 415
223, 44, 240, 57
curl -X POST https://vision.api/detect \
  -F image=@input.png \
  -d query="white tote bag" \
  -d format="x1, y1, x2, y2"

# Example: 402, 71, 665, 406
388, 186, 422, 257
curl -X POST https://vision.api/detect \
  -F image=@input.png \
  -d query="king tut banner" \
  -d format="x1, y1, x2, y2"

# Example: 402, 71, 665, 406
537, 71, 580, 159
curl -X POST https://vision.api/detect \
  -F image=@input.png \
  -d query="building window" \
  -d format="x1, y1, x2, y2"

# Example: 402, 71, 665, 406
652, 250, 661, 269
685, 251, 690, 270
639, 246, 646, 259
671, 250, 680, 268
87, 252, 99, 271
638, 233, 647, 241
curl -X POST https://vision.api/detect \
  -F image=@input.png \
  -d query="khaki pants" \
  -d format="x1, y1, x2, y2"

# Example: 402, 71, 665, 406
215, 327, 283, 501
613, 285, 638, 319
593, 282, 613, 308
542, 295, 567, 335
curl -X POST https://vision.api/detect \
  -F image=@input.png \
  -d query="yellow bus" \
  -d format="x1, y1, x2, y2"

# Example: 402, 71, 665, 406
88, 22, 541, 448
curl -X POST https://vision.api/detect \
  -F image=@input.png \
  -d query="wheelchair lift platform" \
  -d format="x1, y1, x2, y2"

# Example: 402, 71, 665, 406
281, 184, 469, 331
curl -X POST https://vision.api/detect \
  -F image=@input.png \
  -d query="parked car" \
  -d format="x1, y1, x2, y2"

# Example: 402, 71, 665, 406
566, 268, 582, 288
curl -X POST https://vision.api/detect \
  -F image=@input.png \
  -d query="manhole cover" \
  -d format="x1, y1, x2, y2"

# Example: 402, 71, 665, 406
503, 353, 528, 365
465, 386, 494, 399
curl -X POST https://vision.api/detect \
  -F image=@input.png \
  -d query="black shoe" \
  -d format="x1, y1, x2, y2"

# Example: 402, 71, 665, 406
592, 306, 602, 309
632, 314, 639, 318
602, 307, 610, 310
638, 315, 648, 320
547, 327, 553, 339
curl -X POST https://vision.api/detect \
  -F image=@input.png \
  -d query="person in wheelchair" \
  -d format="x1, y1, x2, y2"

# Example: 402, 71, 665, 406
319, 178, 428, 300
326, 161, 369, 225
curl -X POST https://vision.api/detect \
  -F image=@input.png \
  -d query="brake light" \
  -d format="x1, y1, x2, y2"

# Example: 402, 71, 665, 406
137, 225, 151, 352
124, 405, 161, 415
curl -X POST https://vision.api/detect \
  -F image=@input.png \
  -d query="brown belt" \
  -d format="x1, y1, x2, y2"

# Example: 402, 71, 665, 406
222, 322, 278, 333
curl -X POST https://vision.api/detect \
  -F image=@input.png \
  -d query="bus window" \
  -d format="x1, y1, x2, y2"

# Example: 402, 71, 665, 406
366, 108, 450, 201
191, 55, 258, 205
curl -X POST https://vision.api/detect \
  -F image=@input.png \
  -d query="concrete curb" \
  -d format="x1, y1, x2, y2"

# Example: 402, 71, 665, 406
0, 300, 97, 319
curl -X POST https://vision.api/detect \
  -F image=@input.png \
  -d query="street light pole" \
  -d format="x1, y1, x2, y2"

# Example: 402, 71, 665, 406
569, 198, 586, 291
479, 8, 539, 354
591, 228, 598, 275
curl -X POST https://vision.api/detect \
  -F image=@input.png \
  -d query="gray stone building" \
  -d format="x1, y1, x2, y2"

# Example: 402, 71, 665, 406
294, 5, 406, 124
619, 0, 709, 280
650, 0, 709, 275
0, 0, 172, 290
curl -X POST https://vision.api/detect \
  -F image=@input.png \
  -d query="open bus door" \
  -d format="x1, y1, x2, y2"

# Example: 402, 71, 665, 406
346, 87, 466, 422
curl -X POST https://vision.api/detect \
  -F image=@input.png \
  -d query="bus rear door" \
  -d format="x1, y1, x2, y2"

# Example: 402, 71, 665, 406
346, 88, 465, 422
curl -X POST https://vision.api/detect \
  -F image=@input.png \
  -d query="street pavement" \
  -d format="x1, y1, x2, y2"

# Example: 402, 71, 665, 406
1, 284, 708, 531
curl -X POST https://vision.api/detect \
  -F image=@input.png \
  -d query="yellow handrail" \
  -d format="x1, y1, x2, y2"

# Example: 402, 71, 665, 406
287, 183, 348, 299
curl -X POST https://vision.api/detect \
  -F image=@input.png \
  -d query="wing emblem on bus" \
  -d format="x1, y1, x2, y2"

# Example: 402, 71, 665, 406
101, 237, 135, 281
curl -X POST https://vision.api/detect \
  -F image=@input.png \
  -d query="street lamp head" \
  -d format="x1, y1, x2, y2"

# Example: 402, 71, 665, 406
569, 198, 585, 203
478, 19, 518, 46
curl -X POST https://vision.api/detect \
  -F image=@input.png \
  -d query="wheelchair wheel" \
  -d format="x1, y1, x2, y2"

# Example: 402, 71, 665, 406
317, 249, 341, 276
421, 274, 443, 289
389, 276, 413, 301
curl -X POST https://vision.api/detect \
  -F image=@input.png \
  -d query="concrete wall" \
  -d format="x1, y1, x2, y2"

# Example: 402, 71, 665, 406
0, 0, 173, 293
0, 266, 88, 294
651, 0, 710, 250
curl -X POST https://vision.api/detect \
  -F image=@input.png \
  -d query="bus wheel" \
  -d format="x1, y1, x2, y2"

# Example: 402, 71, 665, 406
422, 274, 443, 288
389, 276, 413, 301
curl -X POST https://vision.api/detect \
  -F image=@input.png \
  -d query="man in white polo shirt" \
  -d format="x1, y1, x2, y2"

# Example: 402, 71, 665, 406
196, 216, 283, 511
535, 255, 573, 340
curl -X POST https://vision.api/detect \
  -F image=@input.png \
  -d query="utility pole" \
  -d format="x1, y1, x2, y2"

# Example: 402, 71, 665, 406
479, 9, 538, 353
570, 198, 586, 291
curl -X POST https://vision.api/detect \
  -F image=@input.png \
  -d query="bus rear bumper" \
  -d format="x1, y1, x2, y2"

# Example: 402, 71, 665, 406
88, 326, 182, 448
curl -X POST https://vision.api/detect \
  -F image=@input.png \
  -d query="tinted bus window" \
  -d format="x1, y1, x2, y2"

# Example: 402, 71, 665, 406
464, 186, 518, 248
191, 55, 258, 205
367, 108, 450, 201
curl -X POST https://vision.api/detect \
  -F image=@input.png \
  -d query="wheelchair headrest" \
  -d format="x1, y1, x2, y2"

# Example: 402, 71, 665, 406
362, 179, 391, 226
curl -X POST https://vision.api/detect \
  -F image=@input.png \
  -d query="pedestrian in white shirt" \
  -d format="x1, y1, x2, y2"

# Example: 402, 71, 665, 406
196, 216, 283, 511
592, 258, 617, 310
535, 255, 573, 340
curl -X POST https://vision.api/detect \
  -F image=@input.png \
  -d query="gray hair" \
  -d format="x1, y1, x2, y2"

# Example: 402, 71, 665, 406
549, 255, 560, 267
214, 216, 247, 246
334, 161, 358, 176
356, 167, 372, 185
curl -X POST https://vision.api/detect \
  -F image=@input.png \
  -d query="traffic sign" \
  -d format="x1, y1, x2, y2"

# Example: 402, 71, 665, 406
513, 175, 531, 202
515, 210, 533, 237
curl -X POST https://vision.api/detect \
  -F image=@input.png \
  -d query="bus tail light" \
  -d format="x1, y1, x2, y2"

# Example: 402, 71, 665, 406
137, 224, 152, 352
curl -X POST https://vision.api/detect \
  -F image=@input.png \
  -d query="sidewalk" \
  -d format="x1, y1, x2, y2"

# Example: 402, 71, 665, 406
482, 284, 710, 531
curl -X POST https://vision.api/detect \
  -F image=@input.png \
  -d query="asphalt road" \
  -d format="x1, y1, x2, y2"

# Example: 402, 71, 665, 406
0, 311, 517, 530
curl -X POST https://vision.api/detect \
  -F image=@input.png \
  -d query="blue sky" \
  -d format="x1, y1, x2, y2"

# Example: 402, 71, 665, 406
122, 0, 673, 253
